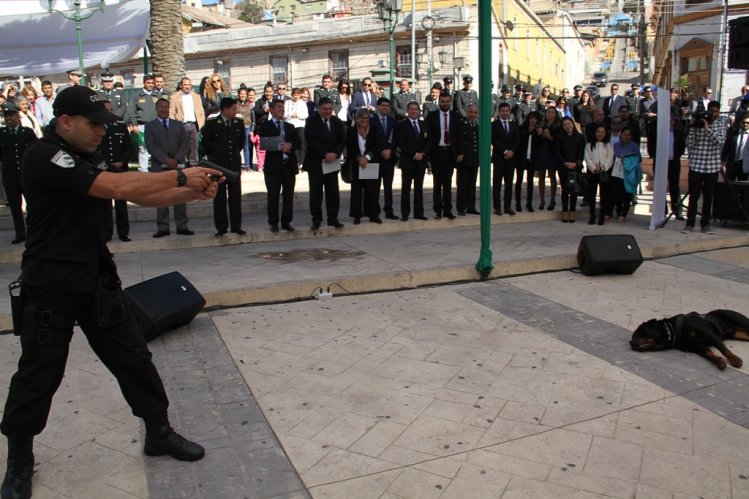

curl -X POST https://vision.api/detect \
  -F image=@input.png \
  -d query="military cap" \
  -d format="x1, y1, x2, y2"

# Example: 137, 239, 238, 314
501, 84, 512, 92
67, 69, 83, 77
463, 75, 473, 82
100, 72, 114, 81
573, 84, 583, 90
443, 76, 453, 84
631, 83, 640, 89
1, 102, 19, 114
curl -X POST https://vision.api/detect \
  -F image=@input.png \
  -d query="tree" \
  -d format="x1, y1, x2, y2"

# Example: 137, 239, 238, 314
238, 1, 265, 24
149, 0, 185, 88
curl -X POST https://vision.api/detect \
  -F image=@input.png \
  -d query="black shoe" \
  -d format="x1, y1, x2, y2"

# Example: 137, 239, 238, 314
547, 202, 556, 211
230, 229, 247, 235
467, 210, 480, 215
144, 426, 205, 462
327, 220, 344, 228
494, 209, 502, 216
400, 216, 409, 222
311, 223, 321, 230
270, 224, 280, 233
119, 235, 132, 242
588, 216, 596, 225
444, 212, 456, 220
152, 231, 170, 238
434, 214, 442, 220
370, 217, 382, 224
353, 218, 361, 225
385, 213, 399, 220
10, 237, 25, 245
580, 199, 589, 207
1, 459, 33, 499
176, 229, 194, 236
458, 211, 466, 216
597, 217, 604, 225
282, 224, 295, 232
214, 231, 226, 237
515, 203, 522, 213
538, 202, 545, 210
526, 205, 534, 213
504, 208, 516, 216
414, 215, 428, 220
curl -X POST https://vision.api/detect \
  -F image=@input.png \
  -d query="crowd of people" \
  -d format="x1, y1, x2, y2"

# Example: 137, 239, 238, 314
1, 70, 748, 240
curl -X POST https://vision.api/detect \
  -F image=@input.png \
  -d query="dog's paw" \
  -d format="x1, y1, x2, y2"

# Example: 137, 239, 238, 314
718, 358, 728, 370
729, 355, 743, 368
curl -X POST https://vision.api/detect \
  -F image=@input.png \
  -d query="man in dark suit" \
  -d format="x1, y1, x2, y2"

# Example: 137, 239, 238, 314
258, 100, 300, 232
491, 102, 520, 215
99, 100, 133, 242
723, 114, 749, 181
602, 83, 627, 126
0, 102, 36, 244
370, 97, 399, 219
303, 97, 346, 230
351, 77, 378, 116
395, 101, 431, 221
202, 97, 247, 236
313, 74, 341, 115
144, 98, 192, 238
426, 92, 460, 219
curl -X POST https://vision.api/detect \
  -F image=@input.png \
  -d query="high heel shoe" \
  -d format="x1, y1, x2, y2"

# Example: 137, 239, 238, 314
547, 201, 556, 211
588, 216, 595, 225
526, 204, 534, 213
538, 201, 545, 210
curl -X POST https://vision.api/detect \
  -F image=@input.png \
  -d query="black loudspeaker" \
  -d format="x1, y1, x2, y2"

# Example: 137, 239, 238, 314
124, 271, 206, 341
729, 17, 749, 69
577, 235, 643, 276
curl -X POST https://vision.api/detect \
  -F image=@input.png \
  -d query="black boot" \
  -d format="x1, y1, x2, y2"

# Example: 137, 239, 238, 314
144, 425, 205, 461
2, 438, 34, 499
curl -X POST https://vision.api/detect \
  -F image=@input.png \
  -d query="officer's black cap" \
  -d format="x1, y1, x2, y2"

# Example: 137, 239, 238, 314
53, 86, 120, 124
1, 102, 19, 115
501, 84, 511, 92
631, 83, 640, 89
463, 75, 473, 82
100, 72, 114, 81
574, 84, 583, 90
443, 76, 453, 84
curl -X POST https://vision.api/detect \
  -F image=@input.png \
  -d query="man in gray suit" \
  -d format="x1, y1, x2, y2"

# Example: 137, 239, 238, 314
145, 98, 193, 238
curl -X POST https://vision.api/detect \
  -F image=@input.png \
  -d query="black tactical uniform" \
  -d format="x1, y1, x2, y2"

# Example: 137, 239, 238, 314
0, 116, 36, 244
0, 126, 171, 442
99, 119, 133, 241
201, 114, 247, 234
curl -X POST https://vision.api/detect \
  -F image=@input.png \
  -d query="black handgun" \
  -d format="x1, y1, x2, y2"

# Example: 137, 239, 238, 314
198, 160, 240, 183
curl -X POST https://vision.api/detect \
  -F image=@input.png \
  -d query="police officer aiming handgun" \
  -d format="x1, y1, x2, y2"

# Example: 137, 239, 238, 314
0, 86, 223, 499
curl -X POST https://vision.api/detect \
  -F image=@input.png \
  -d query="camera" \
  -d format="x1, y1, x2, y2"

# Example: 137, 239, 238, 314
692, 111, 707, 128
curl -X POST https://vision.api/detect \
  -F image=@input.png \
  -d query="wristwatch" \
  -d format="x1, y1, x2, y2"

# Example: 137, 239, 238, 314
176, 169, 187, 187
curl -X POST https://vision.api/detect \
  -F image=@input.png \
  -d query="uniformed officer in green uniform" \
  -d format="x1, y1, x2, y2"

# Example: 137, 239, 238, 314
127, 74, 160, 172
0, 102, 36, 244
392, 79, 417, 121
0, 86, 222, 499
313, 74, 342, 116
453, 75, 478, 118
96, 72, 127, 119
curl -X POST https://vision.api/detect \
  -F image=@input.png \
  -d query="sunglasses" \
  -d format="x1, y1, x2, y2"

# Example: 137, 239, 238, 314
278, 87, 286, 90
211, 79, 221, 83
363, 83, 371, 86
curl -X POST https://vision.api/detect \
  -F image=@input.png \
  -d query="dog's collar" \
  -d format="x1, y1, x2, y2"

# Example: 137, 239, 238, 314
662, 319, 681, 347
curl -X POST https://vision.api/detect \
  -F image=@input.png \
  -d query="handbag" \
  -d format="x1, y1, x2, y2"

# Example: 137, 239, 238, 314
566, 170, 584, 196
599, 170, 609, 184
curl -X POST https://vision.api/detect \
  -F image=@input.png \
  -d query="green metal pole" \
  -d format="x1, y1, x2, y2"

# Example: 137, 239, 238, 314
75, 14, 86, 86
475, 0, 494, 276
389, 28, 396, 99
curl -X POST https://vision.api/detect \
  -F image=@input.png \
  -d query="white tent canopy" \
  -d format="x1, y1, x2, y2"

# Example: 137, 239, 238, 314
0, 0, 149, 77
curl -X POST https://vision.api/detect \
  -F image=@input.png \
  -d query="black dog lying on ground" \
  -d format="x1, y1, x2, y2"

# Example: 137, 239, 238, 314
630, 309, 749, 370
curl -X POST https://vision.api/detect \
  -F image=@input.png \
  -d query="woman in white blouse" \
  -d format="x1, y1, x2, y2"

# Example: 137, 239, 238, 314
284, 87, 309, 164
584, 124, 614, 225
15, 97, 42, 138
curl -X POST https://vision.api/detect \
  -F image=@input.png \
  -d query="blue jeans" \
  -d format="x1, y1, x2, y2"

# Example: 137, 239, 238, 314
243, 126, 253, 168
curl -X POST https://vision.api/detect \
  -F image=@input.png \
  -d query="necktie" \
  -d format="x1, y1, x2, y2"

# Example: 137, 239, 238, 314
381, 117, 387, 133
412, 120, 419, 135
162, 119, 168, 130
738, 132, 745, 158
364, 92, 369, 107
443, 112, 450, 144
504, 120, 509, 135
325, 118, 330, 131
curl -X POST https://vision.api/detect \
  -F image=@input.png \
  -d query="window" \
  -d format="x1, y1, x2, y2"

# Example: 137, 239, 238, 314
270, 56, 288, 85
216, 60, 231, 90
396, 46, 412, 78
329, 50, 349, 81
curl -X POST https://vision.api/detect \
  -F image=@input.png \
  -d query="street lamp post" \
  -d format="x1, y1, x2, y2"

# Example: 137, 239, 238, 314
377, 0, 403, 97
47, 0, 105, 86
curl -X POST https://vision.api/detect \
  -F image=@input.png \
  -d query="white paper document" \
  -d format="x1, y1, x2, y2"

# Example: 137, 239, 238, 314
322, 159, 341, 174
358, 162, 379, 180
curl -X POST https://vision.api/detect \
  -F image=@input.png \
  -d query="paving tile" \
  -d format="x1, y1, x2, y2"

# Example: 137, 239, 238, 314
500, 475, 603, 499
348, 420, 408, 458
391, 415, 487, 457
384, 467, 451, 499
300, 449, 396, 487
547, 466, 636, 499
487, 428, 592, 469
639, 447, 731, 497
306, 469, 400, 499
311, 411, 378, 449
466, 448, 551, 481
583, 435, 643, 482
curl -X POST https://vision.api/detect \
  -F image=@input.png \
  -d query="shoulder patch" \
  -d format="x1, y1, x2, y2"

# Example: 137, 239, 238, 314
50, 149, 76, 168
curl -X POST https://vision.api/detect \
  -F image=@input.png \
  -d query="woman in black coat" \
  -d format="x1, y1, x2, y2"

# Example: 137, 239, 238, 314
515, 111, 542, 212
554, 117, 586, 222
347, 109, 383, 224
